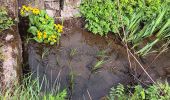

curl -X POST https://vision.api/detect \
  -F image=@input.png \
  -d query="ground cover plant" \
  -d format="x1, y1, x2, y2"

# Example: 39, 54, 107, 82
0, 6, 14, 32
20, 5, 63, 45
80, 0, 163, 36
0, 75, 67, 100
108, 81, 170, 100
80, 0, 170, 56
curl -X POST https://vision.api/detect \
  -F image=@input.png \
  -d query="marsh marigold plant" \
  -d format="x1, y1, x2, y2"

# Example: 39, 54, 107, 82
20, 5, 63, 45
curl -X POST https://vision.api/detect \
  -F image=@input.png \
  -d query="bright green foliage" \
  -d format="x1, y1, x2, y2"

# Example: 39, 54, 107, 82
126, 2, 170, 56
80, 0, 164, 36
0, 7, 14, 32
20, 5, 63, 45
109, 84, 127, 100
108, 82, 170, 100
117, 0, 162, 21
80, 0, 118, 36
80, 0, 170, 56
43, 89, 67, 100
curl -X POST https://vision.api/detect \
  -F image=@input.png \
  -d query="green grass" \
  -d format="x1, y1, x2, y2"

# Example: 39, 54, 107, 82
126, 3, 170, 56
0, 74, 67, 100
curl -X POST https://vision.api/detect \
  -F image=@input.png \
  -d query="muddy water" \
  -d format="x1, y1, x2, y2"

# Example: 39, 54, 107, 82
27, 27, 170, 100
27, 28, 134, 99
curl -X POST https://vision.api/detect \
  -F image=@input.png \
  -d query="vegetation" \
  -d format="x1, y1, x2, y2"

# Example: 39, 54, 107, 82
80, 0, 170, 56
0, 7, 14, 32
20, 5, 63, 45
126, 4, 170, 55
108, 82, 170, 100
0, 75, 67, 100
80, 0, 116, 35
80, 0, 164, 35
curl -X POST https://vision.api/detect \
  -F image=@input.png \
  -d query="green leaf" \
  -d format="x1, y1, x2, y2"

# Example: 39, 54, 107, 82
28, 26, 38, 35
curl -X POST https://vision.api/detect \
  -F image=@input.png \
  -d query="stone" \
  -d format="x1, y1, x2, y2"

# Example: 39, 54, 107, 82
18, 0, 45, 9
46, 9, 57, 17
0, 0, 22, 90
5, 34, 14, 41
45, 1, 60, 10
61, 0, 81, 19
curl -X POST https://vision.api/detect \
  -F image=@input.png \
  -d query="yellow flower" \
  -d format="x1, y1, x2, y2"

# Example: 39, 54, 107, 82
48, 37, 52, 41
22, 5, 29, 11
54, 24, 58, 29
58, 29, 63, 33
58, 25, 63, 29
22, 5, 27, 9
20, 9, 25, 16
32, 8, 40, 15
27, 6, 33, 11
37, 31, 42, 39
54, 24, 63, 33
53, 40, 57, 42
51, 35, 56, 38
25, 7, 29, 11
43, 32, 47, 39
38, 36, 41, 39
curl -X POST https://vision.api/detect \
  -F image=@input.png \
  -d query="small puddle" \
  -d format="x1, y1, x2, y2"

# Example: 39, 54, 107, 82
25, 26, 170, 99
27, 28, 134, 99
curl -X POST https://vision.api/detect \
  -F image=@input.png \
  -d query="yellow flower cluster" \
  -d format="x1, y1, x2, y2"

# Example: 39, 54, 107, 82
36, 30, 57, 43
37, 31, 47, 40
54, 24, 63, 33
20, 5, 40, 16
37, 31, 42, 39
48, 35, 57, 43
32, 8, 40, 15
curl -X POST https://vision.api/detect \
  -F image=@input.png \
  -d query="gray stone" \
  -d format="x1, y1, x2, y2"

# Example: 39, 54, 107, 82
0, 0, 22, 90
46, 9, 57, 17
45, 1, 60, 10
61, 0, 81, 19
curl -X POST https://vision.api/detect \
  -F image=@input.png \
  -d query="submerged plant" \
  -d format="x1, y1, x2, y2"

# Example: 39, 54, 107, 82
0, 7, 14, 32
20, 5, 63, 45
92, 60, 104, 73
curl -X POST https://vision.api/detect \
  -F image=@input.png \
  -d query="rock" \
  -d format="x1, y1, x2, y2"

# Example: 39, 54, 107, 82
0, 26, 22, 90
18, 0, 44, 9
61, 0, 81, 19
5, 34, 14, 41
0, 0, 22, 90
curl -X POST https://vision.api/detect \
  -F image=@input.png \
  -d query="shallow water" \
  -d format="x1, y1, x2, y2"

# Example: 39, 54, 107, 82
27, 27, 170, 100
27, 28, 134, 99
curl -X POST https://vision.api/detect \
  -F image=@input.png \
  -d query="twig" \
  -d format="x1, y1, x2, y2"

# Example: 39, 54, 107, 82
116, 0, 156, 84
87, 89, 93, 100
117, 0, 132, 69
